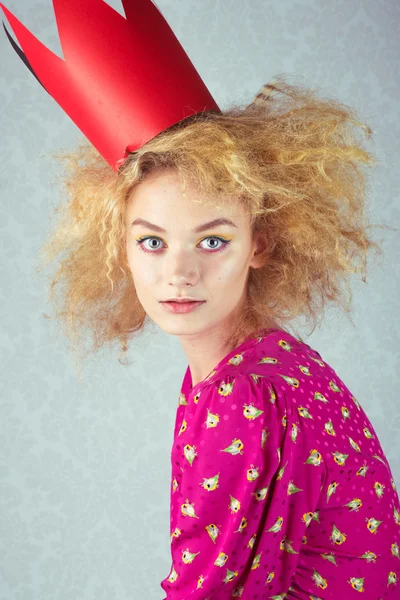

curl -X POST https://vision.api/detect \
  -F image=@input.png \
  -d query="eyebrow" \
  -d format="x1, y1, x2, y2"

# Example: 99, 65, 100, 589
130, 217, 238, 233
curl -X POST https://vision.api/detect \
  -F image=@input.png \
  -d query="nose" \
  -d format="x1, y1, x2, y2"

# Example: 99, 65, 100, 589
164, 247, 200, 287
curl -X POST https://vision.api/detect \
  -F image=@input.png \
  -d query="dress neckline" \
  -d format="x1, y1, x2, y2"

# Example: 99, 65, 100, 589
183, 327, 282, 394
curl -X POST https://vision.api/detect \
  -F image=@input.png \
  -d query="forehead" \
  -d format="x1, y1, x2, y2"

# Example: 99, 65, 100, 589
126, 167, 249, 222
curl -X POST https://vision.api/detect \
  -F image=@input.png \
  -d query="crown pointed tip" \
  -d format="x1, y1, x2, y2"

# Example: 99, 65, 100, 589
0, 3, 21, 30
0, 2, 11, 17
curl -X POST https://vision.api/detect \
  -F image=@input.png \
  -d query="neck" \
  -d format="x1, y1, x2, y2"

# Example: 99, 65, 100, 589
180, 323, 235, 388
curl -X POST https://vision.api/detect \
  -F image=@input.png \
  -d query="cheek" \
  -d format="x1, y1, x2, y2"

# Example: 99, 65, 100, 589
125, 248, 156, 286
130, 262, 158, 286
208, 254, 248, 283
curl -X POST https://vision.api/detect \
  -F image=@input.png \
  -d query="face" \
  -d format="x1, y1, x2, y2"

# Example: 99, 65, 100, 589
124, 167, 266, 341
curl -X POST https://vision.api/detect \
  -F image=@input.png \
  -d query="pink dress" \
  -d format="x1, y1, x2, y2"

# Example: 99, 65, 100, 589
160, 328, 400, 599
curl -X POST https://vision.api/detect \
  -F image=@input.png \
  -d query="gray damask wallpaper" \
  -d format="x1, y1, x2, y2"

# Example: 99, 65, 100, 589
0, 0, 399, 598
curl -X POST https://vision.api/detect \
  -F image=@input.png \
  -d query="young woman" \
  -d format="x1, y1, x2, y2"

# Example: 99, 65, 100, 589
121, 149, 400, 600
1, 1, 398, 599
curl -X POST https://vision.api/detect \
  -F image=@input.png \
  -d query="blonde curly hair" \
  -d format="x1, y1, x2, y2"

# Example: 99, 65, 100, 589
38, 74, 388, 370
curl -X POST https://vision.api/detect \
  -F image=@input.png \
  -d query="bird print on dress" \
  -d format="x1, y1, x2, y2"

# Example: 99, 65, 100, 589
161, 328, 400, 599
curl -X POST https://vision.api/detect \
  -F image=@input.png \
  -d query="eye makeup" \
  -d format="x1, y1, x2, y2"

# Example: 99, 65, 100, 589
134, 234, 234, 254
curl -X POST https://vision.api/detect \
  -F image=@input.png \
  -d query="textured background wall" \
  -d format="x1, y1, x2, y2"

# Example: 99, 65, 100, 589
0, 0, 399, 598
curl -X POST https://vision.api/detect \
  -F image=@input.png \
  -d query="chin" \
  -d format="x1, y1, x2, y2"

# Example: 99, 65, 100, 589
158, 315, 211, 336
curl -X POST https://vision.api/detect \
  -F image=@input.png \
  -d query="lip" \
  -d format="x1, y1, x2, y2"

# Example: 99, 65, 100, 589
163, 298, 203, 303
161, 301, 206, 314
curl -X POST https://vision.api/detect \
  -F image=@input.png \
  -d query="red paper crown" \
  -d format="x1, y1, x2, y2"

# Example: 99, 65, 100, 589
0, 0, 221, 171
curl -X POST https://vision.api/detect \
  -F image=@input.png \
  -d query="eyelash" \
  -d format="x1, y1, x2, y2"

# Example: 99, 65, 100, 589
134, 235, 231, 254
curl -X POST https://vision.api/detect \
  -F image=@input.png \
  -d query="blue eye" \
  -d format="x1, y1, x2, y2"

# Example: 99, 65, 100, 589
135, 236, 231, 254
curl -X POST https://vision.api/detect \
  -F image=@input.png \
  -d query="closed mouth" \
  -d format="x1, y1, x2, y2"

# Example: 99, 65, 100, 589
161, 300, 205, 303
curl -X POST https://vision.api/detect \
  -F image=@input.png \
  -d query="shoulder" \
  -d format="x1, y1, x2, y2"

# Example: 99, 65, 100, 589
197, 329, 342, 424
195, 366, 286, 437
204, 329, 324, 391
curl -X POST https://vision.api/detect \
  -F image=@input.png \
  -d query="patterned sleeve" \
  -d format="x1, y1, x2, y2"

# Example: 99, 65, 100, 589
163, 372, 325, 599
